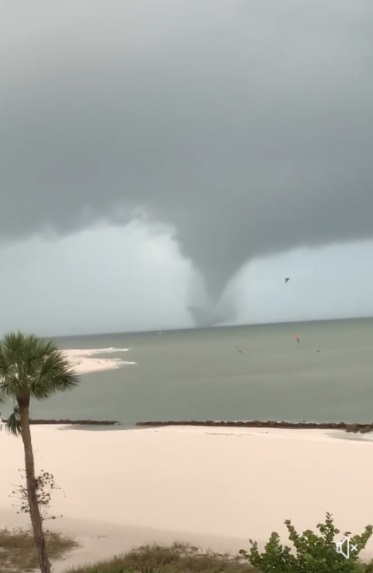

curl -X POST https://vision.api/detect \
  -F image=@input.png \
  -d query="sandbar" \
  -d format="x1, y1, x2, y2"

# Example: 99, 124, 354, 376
62, 348, 136, 375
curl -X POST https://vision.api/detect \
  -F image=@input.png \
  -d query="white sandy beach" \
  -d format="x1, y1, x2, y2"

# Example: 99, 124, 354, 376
61, 348, 136, 374
2, 424, 373, 571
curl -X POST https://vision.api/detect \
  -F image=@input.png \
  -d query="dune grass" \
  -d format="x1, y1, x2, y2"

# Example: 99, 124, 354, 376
64, 542, 260, 573
0, 527, 77, 573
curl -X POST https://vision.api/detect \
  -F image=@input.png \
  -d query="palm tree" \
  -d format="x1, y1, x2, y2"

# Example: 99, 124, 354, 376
0, 332, 79, 573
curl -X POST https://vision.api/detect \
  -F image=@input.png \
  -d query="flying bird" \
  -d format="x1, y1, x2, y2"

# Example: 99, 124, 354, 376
285, 277, 290, 283
235, 345, 244, 354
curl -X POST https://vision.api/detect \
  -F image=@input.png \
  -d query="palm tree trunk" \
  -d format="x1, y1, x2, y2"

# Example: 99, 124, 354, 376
18, 395, 51, 573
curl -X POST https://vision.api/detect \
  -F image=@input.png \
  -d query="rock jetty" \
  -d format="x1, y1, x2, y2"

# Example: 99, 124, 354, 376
136, 420, 373, 433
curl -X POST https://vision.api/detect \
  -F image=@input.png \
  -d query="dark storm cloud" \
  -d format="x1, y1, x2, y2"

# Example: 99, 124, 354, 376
1, 0, 373, 323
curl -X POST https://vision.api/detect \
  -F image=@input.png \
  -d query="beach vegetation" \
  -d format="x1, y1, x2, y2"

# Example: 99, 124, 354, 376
62, 515, 373, 573
239, 512, 373, 572
0, 527, 77, 573
10, 468, 63, 522
63, 542, 260, 573
0, 332, 79, 573
1, 515, 372, 573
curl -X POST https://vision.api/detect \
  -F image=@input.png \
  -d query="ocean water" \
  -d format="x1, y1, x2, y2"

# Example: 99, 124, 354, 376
11, 318, 373, 425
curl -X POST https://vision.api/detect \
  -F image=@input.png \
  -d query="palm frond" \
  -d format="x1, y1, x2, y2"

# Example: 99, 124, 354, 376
0, 332, 79, 400
5, 405, 21, 436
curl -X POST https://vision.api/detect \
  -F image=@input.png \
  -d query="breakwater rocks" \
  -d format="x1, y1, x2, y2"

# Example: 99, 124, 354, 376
28, 419, 120, 426
136, 420, 373, 433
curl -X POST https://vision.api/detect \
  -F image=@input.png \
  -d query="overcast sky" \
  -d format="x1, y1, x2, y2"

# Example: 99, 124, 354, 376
1, 0, 373, 336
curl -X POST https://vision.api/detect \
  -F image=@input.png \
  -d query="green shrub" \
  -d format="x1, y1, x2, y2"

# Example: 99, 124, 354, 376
79, 568, 161, 573
0, 527, 77, 573
239, 513, 373, 572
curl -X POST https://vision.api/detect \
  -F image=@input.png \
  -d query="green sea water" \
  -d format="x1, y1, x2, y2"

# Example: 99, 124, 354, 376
13, 317, 372, 426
